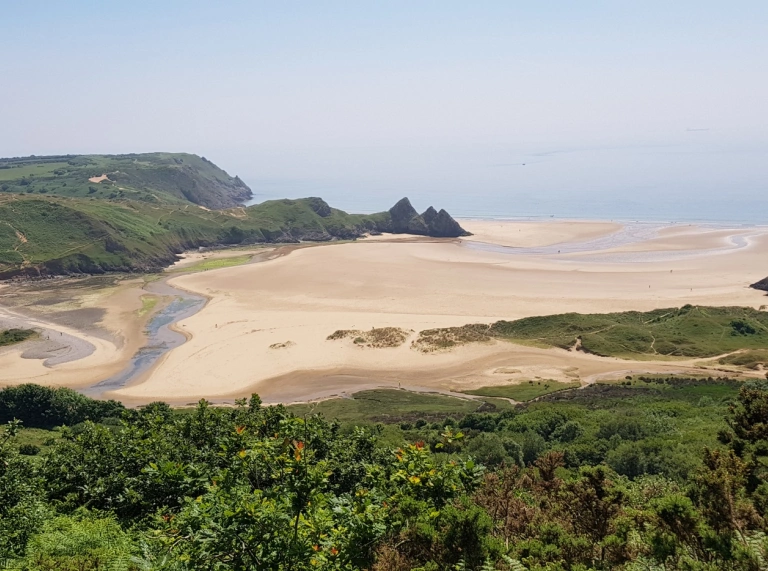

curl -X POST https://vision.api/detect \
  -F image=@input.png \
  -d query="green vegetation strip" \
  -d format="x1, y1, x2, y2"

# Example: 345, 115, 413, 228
287, 388, 490, 423
136, 295, 159, 317
2, 378, 768, 568
0, 328, 35, 346
464, 380, 581, 401
170, 254, 253, 273
414, 305, 768, 359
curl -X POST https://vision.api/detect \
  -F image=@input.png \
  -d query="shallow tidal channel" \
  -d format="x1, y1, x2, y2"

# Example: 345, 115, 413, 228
80, 280, 206, 398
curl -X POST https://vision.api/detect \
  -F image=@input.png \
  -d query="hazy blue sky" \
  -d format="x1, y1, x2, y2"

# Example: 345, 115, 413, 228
3, 1, 767, 219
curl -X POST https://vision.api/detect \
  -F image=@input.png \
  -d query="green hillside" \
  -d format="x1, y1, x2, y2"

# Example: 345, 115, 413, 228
0, 153, 471, 278
0, 194, 388, 278
0, 153, 251, 209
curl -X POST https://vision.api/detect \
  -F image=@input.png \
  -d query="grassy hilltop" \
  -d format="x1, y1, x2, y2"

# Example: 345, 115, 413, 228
0, 153, 251, 209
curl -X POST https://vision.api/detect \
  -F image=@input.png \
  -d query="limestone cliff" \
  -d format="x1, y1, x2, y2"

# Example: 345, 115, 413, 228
386, 198, 469, 238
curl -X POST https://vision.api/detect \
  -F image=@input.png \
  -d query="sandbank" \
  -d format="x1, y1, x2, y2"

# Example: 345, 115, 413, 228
459, 219, 622, 248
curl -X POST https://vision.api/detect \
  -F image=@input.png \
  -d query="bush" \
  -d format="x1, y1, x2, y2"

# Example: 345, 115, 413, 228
459, 413, 497, 432
18, 513, 137, 571
597, 416, 647, 441
0, 384, 125, 429
465, 433, 508, 466
18, 444, 40, 456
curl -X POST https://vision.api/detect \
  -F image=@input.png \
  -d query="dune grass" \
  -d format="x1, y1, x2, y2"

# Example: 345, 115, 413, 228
412, 305, 768, 359
717, 349, 768, 370
327, 327, 411, 348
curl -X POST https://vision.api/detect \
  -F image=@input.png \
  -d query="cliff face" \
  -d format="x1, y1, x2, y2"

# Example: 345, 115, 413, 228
388, 198, 430, 234
387, 198, 469, 238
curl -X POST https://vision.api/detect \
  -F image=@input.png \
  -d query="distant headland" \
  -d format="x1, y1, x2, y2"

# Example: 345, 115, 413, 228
0, 153, 468, 279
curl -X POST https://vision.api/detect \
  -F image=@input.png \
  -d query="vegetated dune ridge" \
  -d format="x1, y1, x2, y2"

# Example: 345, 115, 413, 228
106, 219, 768, 404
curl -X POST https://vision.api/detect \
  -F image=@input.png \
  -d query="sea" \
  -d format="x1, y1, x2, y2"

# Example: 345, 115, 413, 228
240, 139, 767, 226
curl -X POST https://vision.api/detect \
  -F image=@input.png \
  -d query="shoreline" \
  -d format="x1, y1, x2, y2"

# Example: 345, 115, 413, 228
2, 219, 768, 405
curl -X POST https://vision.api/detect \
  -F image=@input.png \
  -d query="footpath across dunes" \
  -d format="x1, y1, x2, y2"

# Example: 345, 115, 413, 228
107, 219, 768, 403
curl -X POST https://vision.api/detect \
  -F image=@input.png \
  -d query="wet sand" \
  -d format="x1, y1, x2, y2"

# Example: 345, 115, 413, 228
0, 277, 155, 388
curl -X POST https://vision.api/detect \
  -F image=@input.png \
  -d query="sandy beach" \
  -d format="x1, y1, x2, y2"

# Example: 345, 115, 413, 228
94, 219, 768, 403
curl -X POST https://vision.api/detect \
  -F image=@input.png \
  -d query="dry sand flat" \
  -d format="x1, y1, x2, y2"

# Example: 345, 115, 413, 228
459, 219, 622, 248
114, 221, 768, 403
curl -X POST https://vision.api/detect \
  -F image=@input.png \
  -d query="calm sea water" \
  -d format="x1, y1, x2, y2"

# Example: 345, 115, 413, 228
240, 139, 768, 225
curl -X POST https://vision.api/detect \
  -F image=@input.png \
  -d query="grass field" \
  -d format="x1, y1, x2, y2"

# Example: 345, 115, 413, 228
286, 389, 497, 423
413, 305, 768, 360
136, 295, 159, 317
169, 254, 253, 273
464, 380, 581, 401
0, 328, 35, 347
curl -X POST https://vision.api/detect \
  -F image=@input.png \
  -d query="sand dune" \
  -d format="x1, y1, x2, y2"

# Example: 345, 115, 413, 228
112, 221, 768, 403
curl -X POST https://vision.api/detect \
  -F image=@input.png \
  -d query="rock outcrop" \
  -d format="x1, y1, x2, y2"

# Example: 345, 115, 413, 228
305, 197, 332, 217
421, 206, 438, 226
428, 208, 468, 237
387, 198, 469, 238
750, 277, 768, 293
389, 198, 430, 234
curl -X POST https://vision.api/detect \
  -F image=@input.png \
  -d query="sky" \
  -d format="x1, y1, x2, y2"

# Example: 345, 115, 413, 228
2, 1, 767, 219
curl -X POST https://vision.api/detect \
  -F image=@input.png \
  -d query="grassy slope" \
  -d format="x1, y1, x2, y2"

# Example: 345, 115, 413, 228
0, 195, 389, 278
718, 349, 768, 370
285, 377, 744, 479
415, 305, 768, 359
0, 153, 251, 209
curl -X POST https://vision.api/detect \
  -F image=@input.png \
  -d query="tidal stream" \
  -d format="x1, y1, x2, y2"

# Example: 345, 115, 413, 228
80, 280, 206, 398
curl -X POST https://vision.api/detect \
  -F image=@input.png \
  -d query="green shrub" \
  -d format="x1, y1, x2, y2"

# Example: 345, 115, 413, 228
19, 514, 137, 571
18, 443, 40, 456
0, 384, 125, 429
